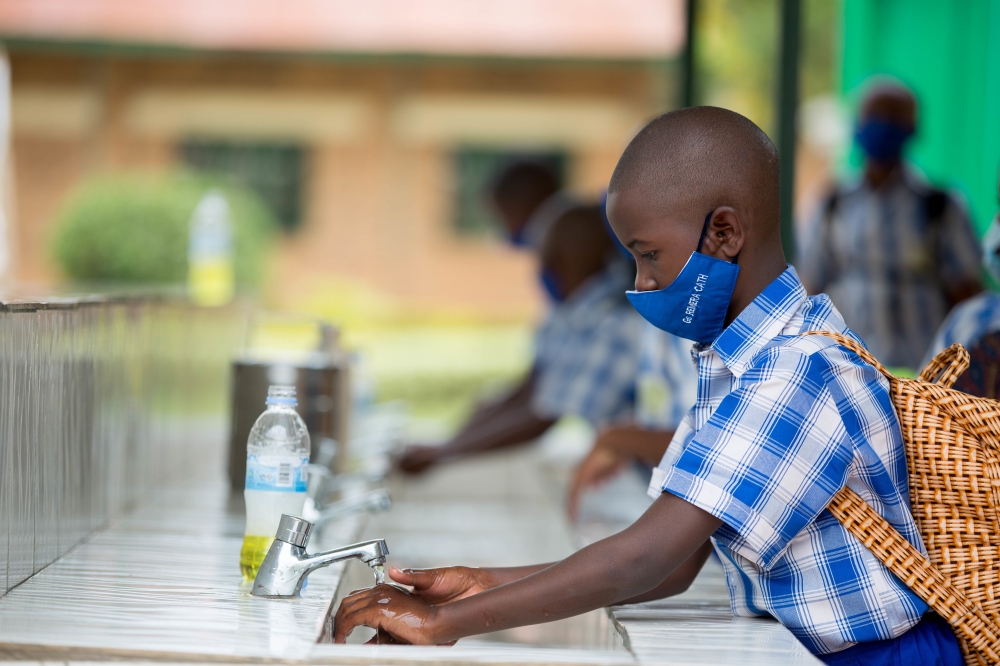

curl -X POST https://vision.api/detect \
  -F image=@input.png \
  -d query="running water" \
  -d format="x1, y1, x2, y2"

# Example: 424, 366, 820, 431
373, 564, 385, 586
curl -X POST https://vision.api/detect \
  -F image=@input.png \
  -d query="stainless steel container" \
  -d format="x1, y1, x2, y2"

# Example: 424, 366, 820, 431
227, 352, 349, 491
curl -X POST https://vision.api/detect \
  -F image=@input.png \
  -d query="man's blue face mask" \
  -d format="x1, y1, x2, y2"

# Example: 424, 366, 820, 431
855, 119, 913, 164
625, 212, 740, 344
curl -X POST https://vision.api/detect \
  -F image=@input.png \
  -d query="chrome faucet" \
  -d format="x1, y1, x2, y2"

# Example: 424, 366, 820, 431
252, 514, 389, 598
315, 488, 392, 527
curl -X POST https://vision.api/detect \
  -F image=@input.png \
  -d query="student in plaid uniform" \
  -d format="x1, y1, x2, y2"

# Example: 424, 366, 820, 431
924, 174, 1000, 364
398, 205, 642, 474
335, 108, 962, 665
565, 322, 698, 520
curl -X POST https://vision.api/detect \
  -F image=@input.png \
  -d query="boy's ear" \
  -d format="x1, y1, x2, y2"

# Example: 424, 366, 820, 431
700, 207, 745, 261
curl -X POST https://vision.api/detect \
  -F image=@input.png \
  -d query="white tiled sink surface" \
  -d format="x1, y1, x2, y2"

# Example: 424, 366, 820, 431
0, 448, 819, 664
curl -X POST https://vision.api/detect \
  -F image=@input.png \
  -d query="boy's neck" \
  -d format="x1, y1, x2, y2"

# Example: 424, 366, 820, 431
724, 248, 788, 328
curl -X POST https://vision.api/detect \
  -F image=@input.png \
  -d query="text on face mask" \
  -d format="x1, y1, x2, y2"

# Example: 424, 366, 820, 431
682, 273, 709, 324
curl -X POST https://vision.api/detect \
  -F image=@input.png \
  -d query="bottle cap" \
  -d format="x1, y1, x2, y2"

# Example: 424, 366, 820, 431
274, 514, 312, 547
266, 384, 297, 407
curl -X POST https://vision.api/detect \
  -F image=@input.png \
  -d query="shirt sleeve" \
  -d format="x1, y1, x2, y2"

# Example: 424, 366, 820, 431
656, 348, 855, 569
532, 311, 641, 427
936, 194, 982, 292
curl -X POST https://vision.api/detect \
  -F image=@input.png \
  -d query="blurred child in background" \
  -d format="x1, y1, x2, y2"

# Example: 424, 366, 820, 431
398, 204, 643, 473
565, 322, 697, 520
924, 169, 1000, 398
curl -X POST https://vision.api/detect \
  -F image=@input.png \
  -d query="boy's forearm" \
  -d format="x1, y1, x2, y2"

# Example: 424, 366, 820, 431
439, 409, 554, 460
428, 493, 721, 643
614, 539, 713, 605
599, 427, 675, 466
482, 563, 554, 586
435, 373, 554, 460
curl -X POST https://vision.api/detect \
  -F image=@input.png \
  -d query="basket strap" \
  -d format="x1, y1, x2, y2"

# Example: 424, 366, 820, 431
829, 487, 1000, 662
918, 343, 971, 388
901, 379, 1000, 451
800, 331, 894, 379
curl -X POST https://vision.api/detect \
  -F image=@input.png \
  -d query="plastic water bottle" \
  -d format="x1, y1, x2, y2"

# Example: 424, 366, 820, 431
188, 189, 235, 307
240, 385, 311, 581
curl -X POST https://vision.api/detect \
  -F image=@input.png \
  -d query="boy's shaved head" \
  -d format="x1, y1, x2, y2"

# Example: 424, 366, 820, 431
609, 106, 780, 239
606, 107, 787, 327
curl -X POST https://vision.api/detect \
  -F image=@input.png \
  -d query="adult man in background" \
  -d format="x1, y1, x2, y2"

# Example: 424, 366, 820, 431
799, 79, 982, 369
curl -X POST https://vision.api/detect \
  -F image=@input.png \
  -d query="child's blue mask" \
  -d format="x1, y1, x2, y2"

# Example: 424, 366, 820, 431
625, 212, 740, 344
540, 268, 565, 302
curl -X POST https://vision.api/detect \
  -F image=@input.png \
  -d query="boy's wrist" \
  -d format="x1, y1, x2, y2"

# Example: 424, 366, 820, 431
426, 603, 462, 645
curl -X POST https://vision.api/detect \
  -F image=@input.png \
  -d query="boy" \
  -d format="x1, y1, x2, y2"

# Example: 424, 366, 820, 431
398, 205, 642, 473
335, 108, 962, 664
566, 322, 697, 521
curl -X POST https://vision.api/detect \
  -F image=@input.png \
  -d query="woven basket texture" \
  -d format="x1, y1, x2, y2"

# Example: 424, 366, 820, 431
805, 331, 1000, 666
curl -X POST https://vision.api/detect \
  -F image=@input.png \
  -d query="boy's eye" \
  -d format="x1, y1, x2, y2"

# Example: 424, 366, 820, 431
641, 251, 657, 262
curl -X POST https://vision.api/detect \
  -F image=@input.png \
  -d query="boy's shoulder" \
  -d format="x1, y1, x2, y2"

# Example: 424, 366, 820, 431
744, 293, 876, 379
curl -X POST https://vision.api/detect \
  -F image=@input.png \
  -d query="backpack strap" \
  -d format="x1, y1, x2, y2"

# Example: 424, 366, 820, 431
918, 343, 971, 387
924, 188, 950, 227
829, 486, 1000, 664
800, 330, 893, 379
801, 331, 1000, 662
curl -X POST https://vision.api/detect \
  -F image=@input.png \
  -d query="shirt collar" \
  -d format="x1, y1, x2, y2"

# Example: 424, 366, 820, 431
709, 265, 808, 377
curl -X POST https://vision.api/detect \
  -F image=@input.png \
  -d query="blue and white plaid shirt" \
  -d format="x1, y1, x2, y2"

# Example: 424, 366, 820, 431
923, 292, 1000, 366
533, 260, 643, 427
648, 266, 927, 655
635, 323, 698, 430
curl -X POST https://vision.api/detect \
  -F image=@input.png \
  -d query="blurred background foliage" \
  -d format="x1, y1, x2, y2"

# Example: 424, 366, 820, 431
51, 172, 276, 287
694, 0, 839, 136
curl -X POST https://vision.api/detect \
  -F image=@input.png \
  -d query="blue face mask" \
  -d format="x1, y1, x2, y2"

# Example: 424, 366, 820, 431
540, 268, 565, 302
507, 226, 530, 247
625, 213, 740, 344
855, 119, 913, 164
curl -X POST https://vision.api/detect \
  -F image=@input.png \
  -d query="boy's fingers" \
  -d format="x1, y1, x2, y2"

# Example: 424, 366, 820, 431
387, 567, 414, 585
391, 567, 439, 591
334, 602, 382, 643
566, 479, 583, 521
336, 588, 386, 624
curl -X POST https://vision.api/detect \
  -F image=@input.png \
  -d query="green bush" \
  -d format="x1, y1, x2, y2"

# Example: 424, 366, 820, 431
51, 172, 275, 286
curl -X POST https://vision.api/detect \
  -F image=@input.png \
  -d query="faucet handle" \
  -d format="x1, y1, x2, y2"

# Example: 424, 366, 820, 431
275, 514, 313, 547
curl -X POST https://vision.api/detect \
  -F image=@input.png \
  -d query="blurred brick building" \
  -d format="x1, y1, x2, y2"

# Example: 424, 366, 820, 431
0, 0, 682, 320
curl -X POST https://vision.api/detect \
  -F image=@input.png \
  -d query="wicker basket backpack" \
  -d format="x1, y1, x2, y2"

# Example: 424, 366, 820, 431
806, 332, 1000, 665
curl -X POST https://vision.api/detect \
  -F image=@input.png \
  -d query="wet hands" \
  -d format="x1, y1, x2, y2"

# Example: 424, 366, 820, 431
332, 567, 499, 644
333, 583, 446, 645
389, 566, 500, 604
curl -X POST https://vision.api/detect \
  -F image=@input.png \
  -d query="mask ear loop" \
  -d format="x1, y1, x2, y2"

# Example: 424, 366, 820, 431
695, 209, 740, 265
695, 211, 713, 253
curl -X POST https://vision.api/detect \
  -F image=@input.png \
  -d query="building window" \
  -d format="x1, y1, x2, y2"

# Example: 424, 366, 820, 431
451, 148, 567, 236
179, 140, 305, 232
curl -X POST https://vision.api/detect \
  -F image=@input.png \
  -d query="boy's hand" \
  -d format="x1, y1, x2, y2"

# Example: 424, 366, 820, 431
567, 443, 627, 521
397, 445, 443, 474
334, 584, 449, 645
389, 566, 500, 604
